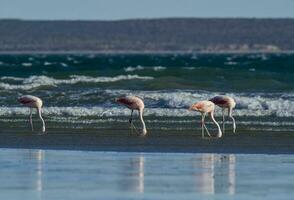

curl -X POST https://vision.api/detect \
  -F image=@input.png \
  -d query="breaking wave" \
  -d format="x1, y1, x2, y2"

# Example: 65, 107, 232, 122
0, 75, 154, 90
1, 95, 294, 118
124, 65, 166, 72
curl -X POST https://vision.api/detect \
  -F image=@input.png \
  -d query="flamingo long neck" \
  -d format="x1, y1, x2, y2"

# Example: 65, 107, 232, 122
37, 107, 46, 132
210, 112, 222, 138
139, 109, 147, 135
228, 108, 236, 133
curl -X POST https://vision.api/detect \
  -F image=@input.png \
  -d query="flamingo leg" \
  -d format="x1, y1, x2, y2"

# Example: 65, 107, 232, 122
129, 110, 133, 124
201, 113, 212, 138
222, 108, 225, 135
203, 123, 212, 137
129, 110, 139, 135
29, 108, 34, 131
131, 122, 140, 135
37, 108, 46, 133
228, 108, 236, 133
201, 114, 204, 138
129, 110, 134, 135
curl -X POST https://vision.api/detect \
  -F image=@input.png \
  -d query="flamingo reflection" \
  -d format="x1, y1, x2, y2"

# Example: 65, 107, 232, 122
34, 150, 44, 192
121, 155, 145, 193
194, 154, 236, 195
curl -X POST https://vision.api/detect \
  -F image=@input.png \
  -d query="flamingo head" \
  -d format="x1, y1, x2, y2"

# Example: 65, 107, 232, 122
115, 97, 124, 104
188, 106, 196, 111
188, 103, 201, 112
142, 129, 147, 136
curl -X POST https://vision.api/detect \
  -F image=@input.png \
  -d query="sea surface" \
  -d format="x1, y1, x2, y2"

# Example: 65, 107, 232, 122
0, 149, 293, 200
0, 53, 293, 133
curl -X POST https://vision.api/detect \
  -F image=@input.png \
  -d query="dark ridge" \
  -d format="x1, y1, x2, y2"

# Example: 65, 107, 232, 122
0, 18, 294, 52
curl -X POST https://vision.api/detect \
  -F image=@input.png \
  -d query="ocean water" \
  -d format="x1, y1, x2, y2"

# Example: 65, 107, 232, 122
0, 149, 293, 200
0, 53, 294, 133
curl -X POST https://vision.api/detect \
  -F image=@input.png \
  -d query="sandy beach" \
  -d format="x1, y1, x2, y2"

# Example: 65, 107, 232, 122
0, 129, 293, 154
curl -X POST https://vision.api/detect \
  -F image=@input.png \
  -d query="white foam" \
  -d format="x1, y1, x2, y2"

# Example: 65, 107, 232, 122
0, 75, 154, 90
0, 96, 294, 119
0, 102, 292, 118
0, 106, 193, 117
103, 90, 294, 117
0, 83, 294, 117
21, 63, 32, 67
60, 62, 68, 67
124, 65, 144, 72
66, 56, 74, 61
44, 62, 52, 66
0, 76, 25, 81
124, 65, 166, 72
153, 66, 166, 71
225, 61, 238, 65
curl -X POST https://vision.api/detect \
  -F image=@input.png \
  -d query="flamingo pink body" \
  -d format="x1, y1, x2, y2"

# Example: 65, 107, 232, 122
18, 95, 46, 132
209, 95, 236, 133
190, 100, 215, 114
116, 96, 147, 136
189, 100, 222, 138
209, 96, 236, 109
18, 95, 43, 108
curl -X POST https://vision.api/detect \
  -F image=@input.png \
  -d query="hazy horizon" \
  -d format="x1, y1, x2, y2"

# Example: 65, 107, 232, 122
2, 16, 293, 21
1, 0, 294, 20
1, 16, 294, 21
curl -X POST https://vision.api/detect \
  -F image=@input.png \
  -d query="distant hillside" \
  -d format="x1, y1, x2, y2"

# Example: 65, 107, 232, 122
0, 18, 294, 53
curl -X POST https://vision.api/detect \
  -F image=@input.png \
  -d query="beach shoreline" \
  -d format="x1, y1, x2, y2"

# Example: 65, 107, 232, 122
0, 130, 293, 154
0, 50, 294, 55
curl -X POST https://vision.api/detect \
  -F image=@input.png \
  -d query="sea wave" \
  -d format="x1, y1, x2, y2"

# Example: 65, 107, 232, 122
124, 65, 144, 72
0, 75, 154, 90
0, 83, 294, 117
1, 100, 294, 118
21, 62, 33, 67
0, 106, 192, 117
102, 90, 294, 117
124, 65, 166, 72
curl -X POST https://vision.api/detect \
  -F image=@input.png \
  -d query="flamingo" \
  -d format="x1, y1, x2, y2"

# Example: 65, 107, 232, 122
18, 95, 46, 133
209, 95, 236, 134
115, 96, 147, 136
189, 100, 222, 138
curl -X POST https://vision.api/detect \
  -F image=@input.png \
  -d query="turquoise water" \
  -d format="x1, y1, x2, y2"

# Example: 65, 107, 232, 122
0, 53, 294, 133
0, 149, 293, 200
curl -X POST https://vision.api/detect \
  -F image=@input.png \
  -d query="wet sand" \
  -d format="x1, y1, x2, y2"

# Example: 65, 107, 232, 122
2, 149, 294, 200
0, 129, 293, 154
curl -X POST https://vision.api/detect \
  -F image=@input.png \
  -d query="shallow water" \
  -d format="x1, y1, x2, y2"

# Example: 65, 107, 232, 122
0, 149, 293, 200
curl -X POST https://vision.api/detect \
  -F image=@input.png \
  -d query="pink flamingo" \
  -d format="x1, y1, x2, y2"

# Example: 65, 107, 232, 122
18, 95, 46, 132
116, 96, 147, 136
209, 95, 236, 134
189, 100, 222, 138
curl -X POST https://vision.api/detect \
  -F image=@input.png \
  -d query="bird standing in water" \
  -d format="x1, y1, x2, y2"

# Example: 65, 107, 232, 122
116, 96, 147, 136
189, 100, 222, 138
18, 95, 46, 133
209, 95, 236, 134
